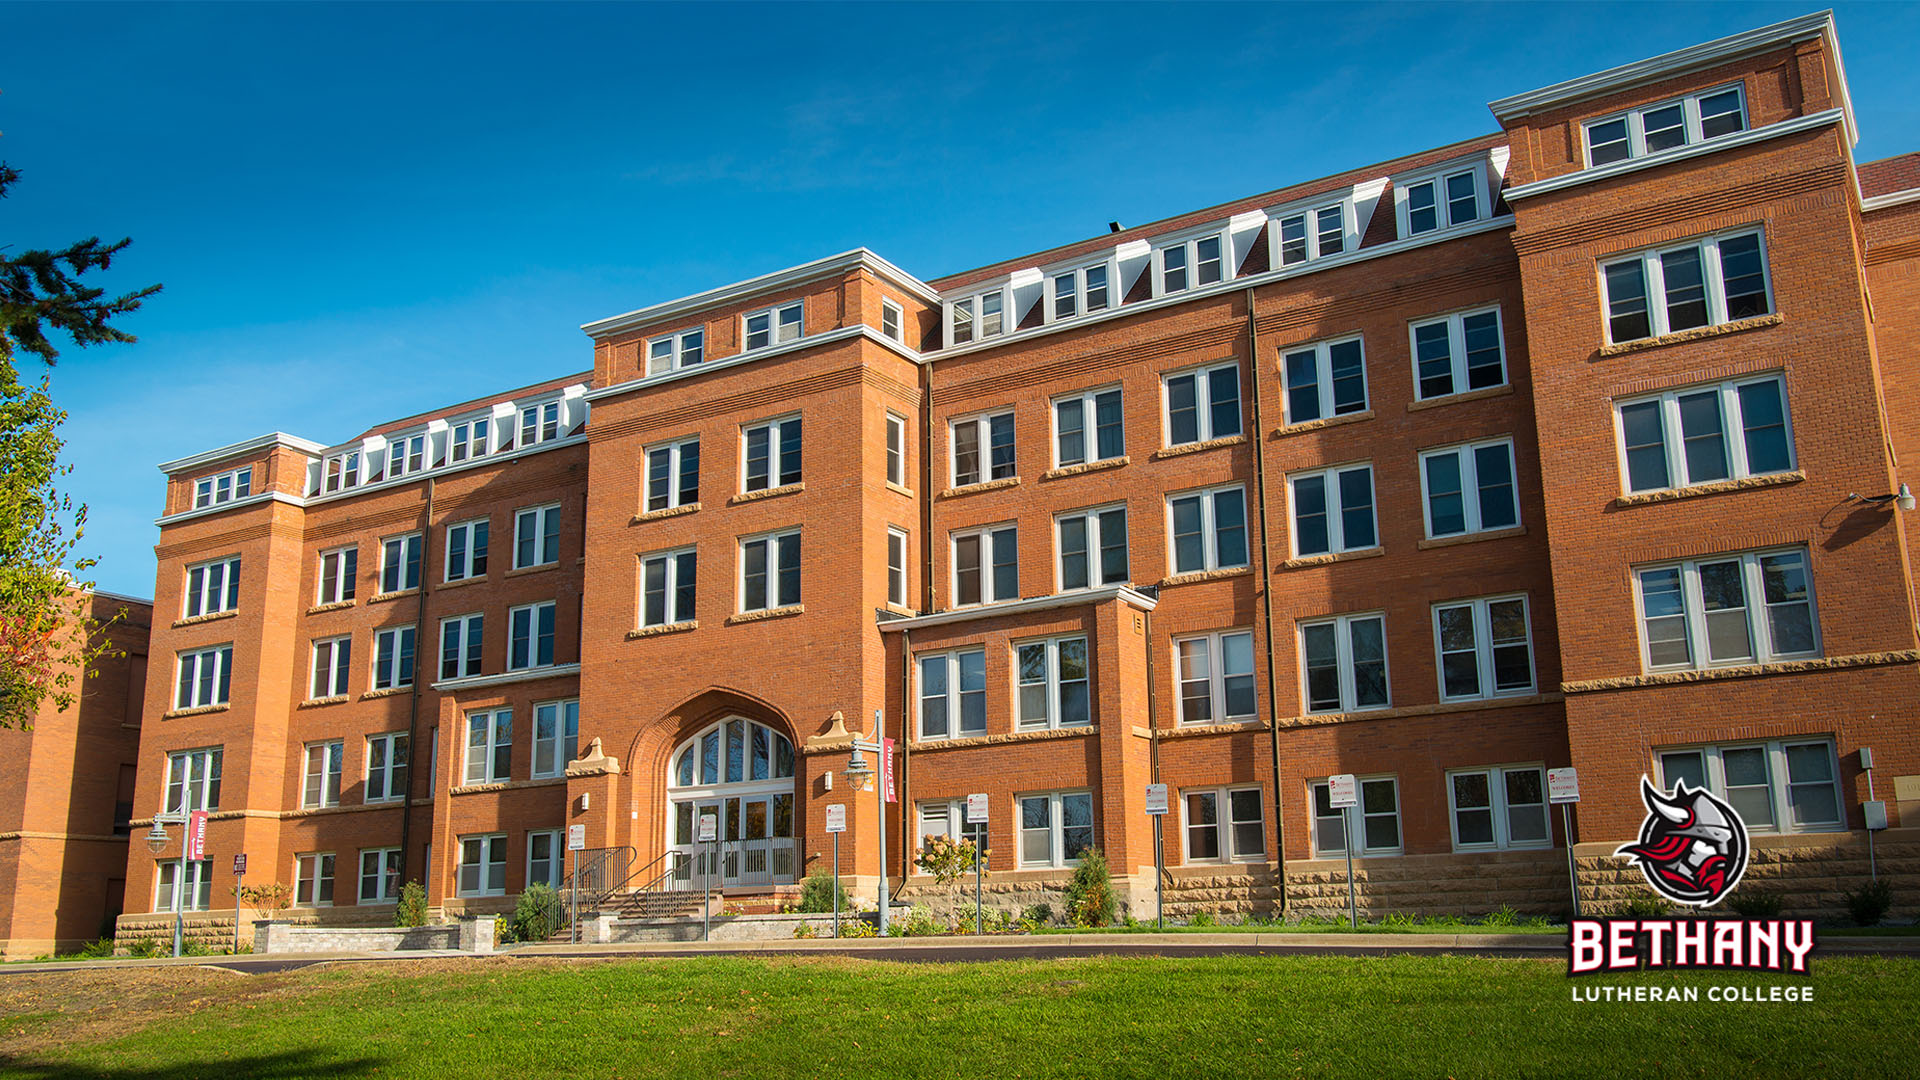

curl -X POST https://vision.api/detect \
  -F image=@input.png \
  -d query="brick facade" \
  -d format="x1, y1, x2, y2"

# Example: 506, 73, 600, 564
107, 13, 1920, 935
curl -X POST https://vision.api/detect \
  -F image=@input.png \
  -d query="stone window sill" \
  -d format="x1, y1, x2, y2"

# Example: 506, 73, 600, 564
306, 600, 356, 615
1152, 434, 1246, 460
360, 686, 412, 700
437, 575, 486, 590
1613, 471, 1804, 507
1158, 565, 1254, 588
369, 589, 419, 605
172, 610, 239, 629
1598, 313, 1783, 358
1281, 547, 1385, 570
939, 476, 1021, 499
730, 483, 805, 506
1042, 457, 1129, 481
1417, 524, 1526, 550
299, 695, 348, 709
628, 621, 698, 640
1275, 410, 1373, 437
885, 482, 915, 498
506, 562, 559, 579
1407, 384, 1512, 413
726, 605, 804, 626
163, 704, 229, 720
632, 503, 700, 524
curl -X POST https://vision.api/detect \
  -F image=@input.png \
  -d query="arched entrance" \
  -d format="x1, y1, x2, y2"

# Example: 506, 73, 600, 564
666, 717, 798, 888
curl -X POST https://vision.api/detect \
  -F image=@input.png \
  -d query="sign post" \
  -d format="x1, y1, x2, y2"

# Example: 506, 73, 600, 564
1548, 767, 1581, 916
567, 824, 586, 944
1145, 783, 1169, 929
1327, 775, 1359, 928
232, 853, 247, 953
825, 803, 847, 938
697, 811, 718, 941
179, 810, 208, 957
966, 793, 988, 934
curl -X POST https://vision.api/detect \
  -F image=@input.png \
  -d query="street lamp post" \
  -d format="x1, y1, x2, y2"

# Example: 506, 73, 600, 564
843, 715, 889, 936
144, 812, 187, 958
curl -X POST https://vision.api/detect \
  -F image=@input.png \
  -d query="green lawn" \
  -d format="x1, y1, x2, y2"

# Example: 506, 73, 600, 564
2, 954, 1913, 1079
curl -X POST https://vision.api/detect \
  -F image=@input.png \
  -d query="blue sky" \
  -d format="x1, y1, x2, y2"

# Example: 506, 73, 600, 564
6, 1, 1918, 598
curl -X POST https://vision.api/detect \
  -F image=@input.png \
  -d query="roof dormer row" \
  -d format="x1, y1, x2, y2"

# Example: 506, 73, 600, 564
308, 384, 589, 498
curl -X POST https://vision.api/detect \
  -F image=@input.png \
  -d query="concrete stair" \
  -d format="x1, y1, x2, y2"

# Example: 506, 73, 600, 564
606, 889, 719, 920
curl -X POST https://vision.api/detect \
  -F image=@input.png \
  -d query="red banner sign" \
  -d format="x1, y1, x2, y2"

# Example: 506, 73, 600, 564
882, 738, 897, 804
186, 810, 209, 861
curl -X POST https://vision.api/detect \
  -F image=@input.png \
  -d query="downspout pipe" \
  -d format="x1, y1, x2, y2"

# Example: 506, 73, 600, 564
1243, 286, 1287, 916
399, 476, 433, 886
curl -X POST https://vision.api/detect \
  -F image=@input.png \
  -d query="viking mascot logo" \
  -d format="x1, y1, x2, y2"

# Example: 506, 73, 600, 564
1615, 778, 1750, 906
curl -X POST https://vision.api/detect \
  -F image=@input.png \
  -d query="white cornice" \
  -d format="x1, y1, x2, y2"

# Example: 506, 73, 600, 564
152, 490, 305, 528
581, 249, 939, 341
1500, 109, 1846, 203
156, 432, 326, 475
585, 323, 924, 405
1488, 12, 1854, 146
876, 586, 1159, 633
432, 663, 582, 694
1862, 188, 1920, 213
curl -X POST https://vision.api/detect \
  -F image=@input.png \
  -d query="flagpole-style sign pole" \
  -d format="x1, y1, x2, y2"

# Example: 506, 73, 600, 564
1547, 767, 1582, 917
1327, 775, 1360, 929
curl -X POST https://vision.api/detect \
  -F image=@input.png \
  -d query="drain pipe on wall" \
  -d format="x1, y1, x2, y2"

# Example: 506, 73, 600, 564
398, 475, 434, 886
1243, 287, 1288, 917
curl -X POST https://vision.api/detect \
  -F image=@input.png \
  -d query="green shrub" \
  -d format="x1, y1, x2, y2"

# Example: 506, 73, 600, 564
795, 869, 851, 914
1844, 878, 1893, 927
1480, 905, 1520, 928
792, 922, 818, 939
841, 917, 879, 938
75, 938, 115, 959
394, 881, 429, 928
1063, 848, 1117, 928
514, 882, 561, 942
1618, 895, 1672, 917
1189, 911, 1215, 928
1729, 890, 1784, 917
894, 905, 941, 937
125, 937, 161, 958
1023, 902, 1054, 926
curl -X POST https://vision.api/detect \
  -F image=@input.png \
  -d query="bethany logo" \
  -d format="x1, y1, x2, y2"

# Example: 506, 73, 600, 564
1615, 777, 1750, 906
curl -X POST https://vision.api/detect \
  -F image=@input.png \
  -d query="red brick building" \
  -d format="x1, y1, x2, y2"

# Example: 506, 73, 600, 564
117, 12, 1920, 938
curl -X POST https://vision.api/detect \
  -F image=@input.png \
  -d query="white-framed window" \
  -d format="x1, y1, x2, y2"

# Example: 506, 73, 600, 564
1634, 547, 1817, 671
670, 718, 796, 787
457, 833, 508, 897
372, 626, 415, 691
317, 545, 358, 604
881, 299, 904, 343
739, 529, 801, 612
640, 547, 697, 627
193, 466, 252, 509
1448, 765, 1549, 850
1174, 630, 1256, 725
1419, 438, 1518, 538
1602, 230, 1771, 344
1287, 464, 1376, 557
1163, 361, 1242, 446
1017, 790, 1095, 868
379, 533, 423, 594
359, 848, 403, 903
917, 800, 989, 866
532, 699, 580, 779
1434, 595, 1534, 700
1282, 336, 1367, 423
1616, 374, 1792, 494
1049, 262, 1111, 321
445, 518, 489, 582
310, 635, 352, 699
1310, 776, 1402, 857
647, 327, 706, 375
323, 450, 359, 493
303, 740, 344, 808
1410, 306, 1505, 400
918, 648, 986, 740
1657, 739, 1843, 835
948, 289, 1005, 346
365, 732, 409, 803
884, 412, 907, 487
642, 437, 700, 512
528, 829, 564, 890
886, 527, 909, 608
742, 415, 802, 492
951, 524, 1018, 605
950, 410, 1015, 487
508, 601, 556, 670
1397, 161, 1488, 238
174, 645, 232, 709
519, 400, 561, 447
1015, 635, 1090, 730
386, 433, 426, 481
1275, 202, 1351, 266
744, 300, 804, 351
1158, 232, 1227, 294
154, 859, 213, 912
1056, 505, 1127, 591
164, 747, 223, 813
183, 555, 241, 618
449, 416, 490, 463
1167, 485, 1249, 574
1183, 786, 1266, 863
1584, 84, 1747, 167
465, 709, 512, 785
439, 612, 483, 680
1299, 613, 1388, 714
514, 503, 562, 568
1053, 387, 1124, 467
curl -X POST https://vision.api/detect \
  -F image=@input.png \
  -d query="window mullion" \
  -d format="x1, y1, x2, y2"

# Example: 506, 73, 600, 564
1681, 562, 1709, 666
1723, 385, 1750, 477
1645, 254, 1669, 336
1337, 620, 1356, 712
1742, 555, 1769, 661
1459, 448, 1481, 533
1474, 600, 1495, 698
1448, 317, 1468, 389
1702, 237, 1730, 325
1661, 394, 1687, 485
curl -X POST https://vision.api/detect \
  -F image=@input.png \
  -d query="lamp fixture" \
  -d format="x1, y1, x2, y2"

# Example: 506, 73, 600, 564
1850, 483, 1915, 511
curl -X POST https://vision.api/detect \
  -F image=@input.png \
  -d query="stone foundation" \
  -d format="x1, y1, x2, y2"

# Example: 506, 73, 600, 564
1575, 828, 1920, 920
253, 921, 460, 954
1284, 849, 1574, 919
894, 873, 1072, 922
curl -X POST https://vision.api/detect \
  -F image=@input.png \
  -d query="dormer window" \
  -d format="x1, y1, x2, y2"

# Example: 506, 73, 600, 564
193, 466, 252, 509
1051, 264, 1110, 321
520, 401, 560, 447
1159, 234, 1225, 295
386, 434, 426, 480
880, 300, 903, 342
449, 418, 490, 463
323, 451, 359, 494
647, 328, 706, 375
1583, 86, 1747, 168
744, 302, 803, 351
1278, 205, 1347, 266
1396, 162, 1488, 239
949, 290, 1006, 346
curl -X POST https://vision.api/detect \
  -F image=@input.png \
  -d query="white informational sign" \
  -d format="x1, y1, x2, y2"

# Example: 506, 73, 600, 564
1327, 774, 1359, 810
1548, 767, 1581, 804
965, 792, 989, 824
1144, 783, 1169, 815
568, 824, 587, 851
697, 812, 719, 842
824, 803, 847, 834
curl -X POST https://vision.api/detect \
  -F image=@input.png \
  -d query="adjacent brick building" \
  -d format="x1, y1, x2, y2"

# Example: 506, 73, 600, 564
117, 12, 1920, 937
